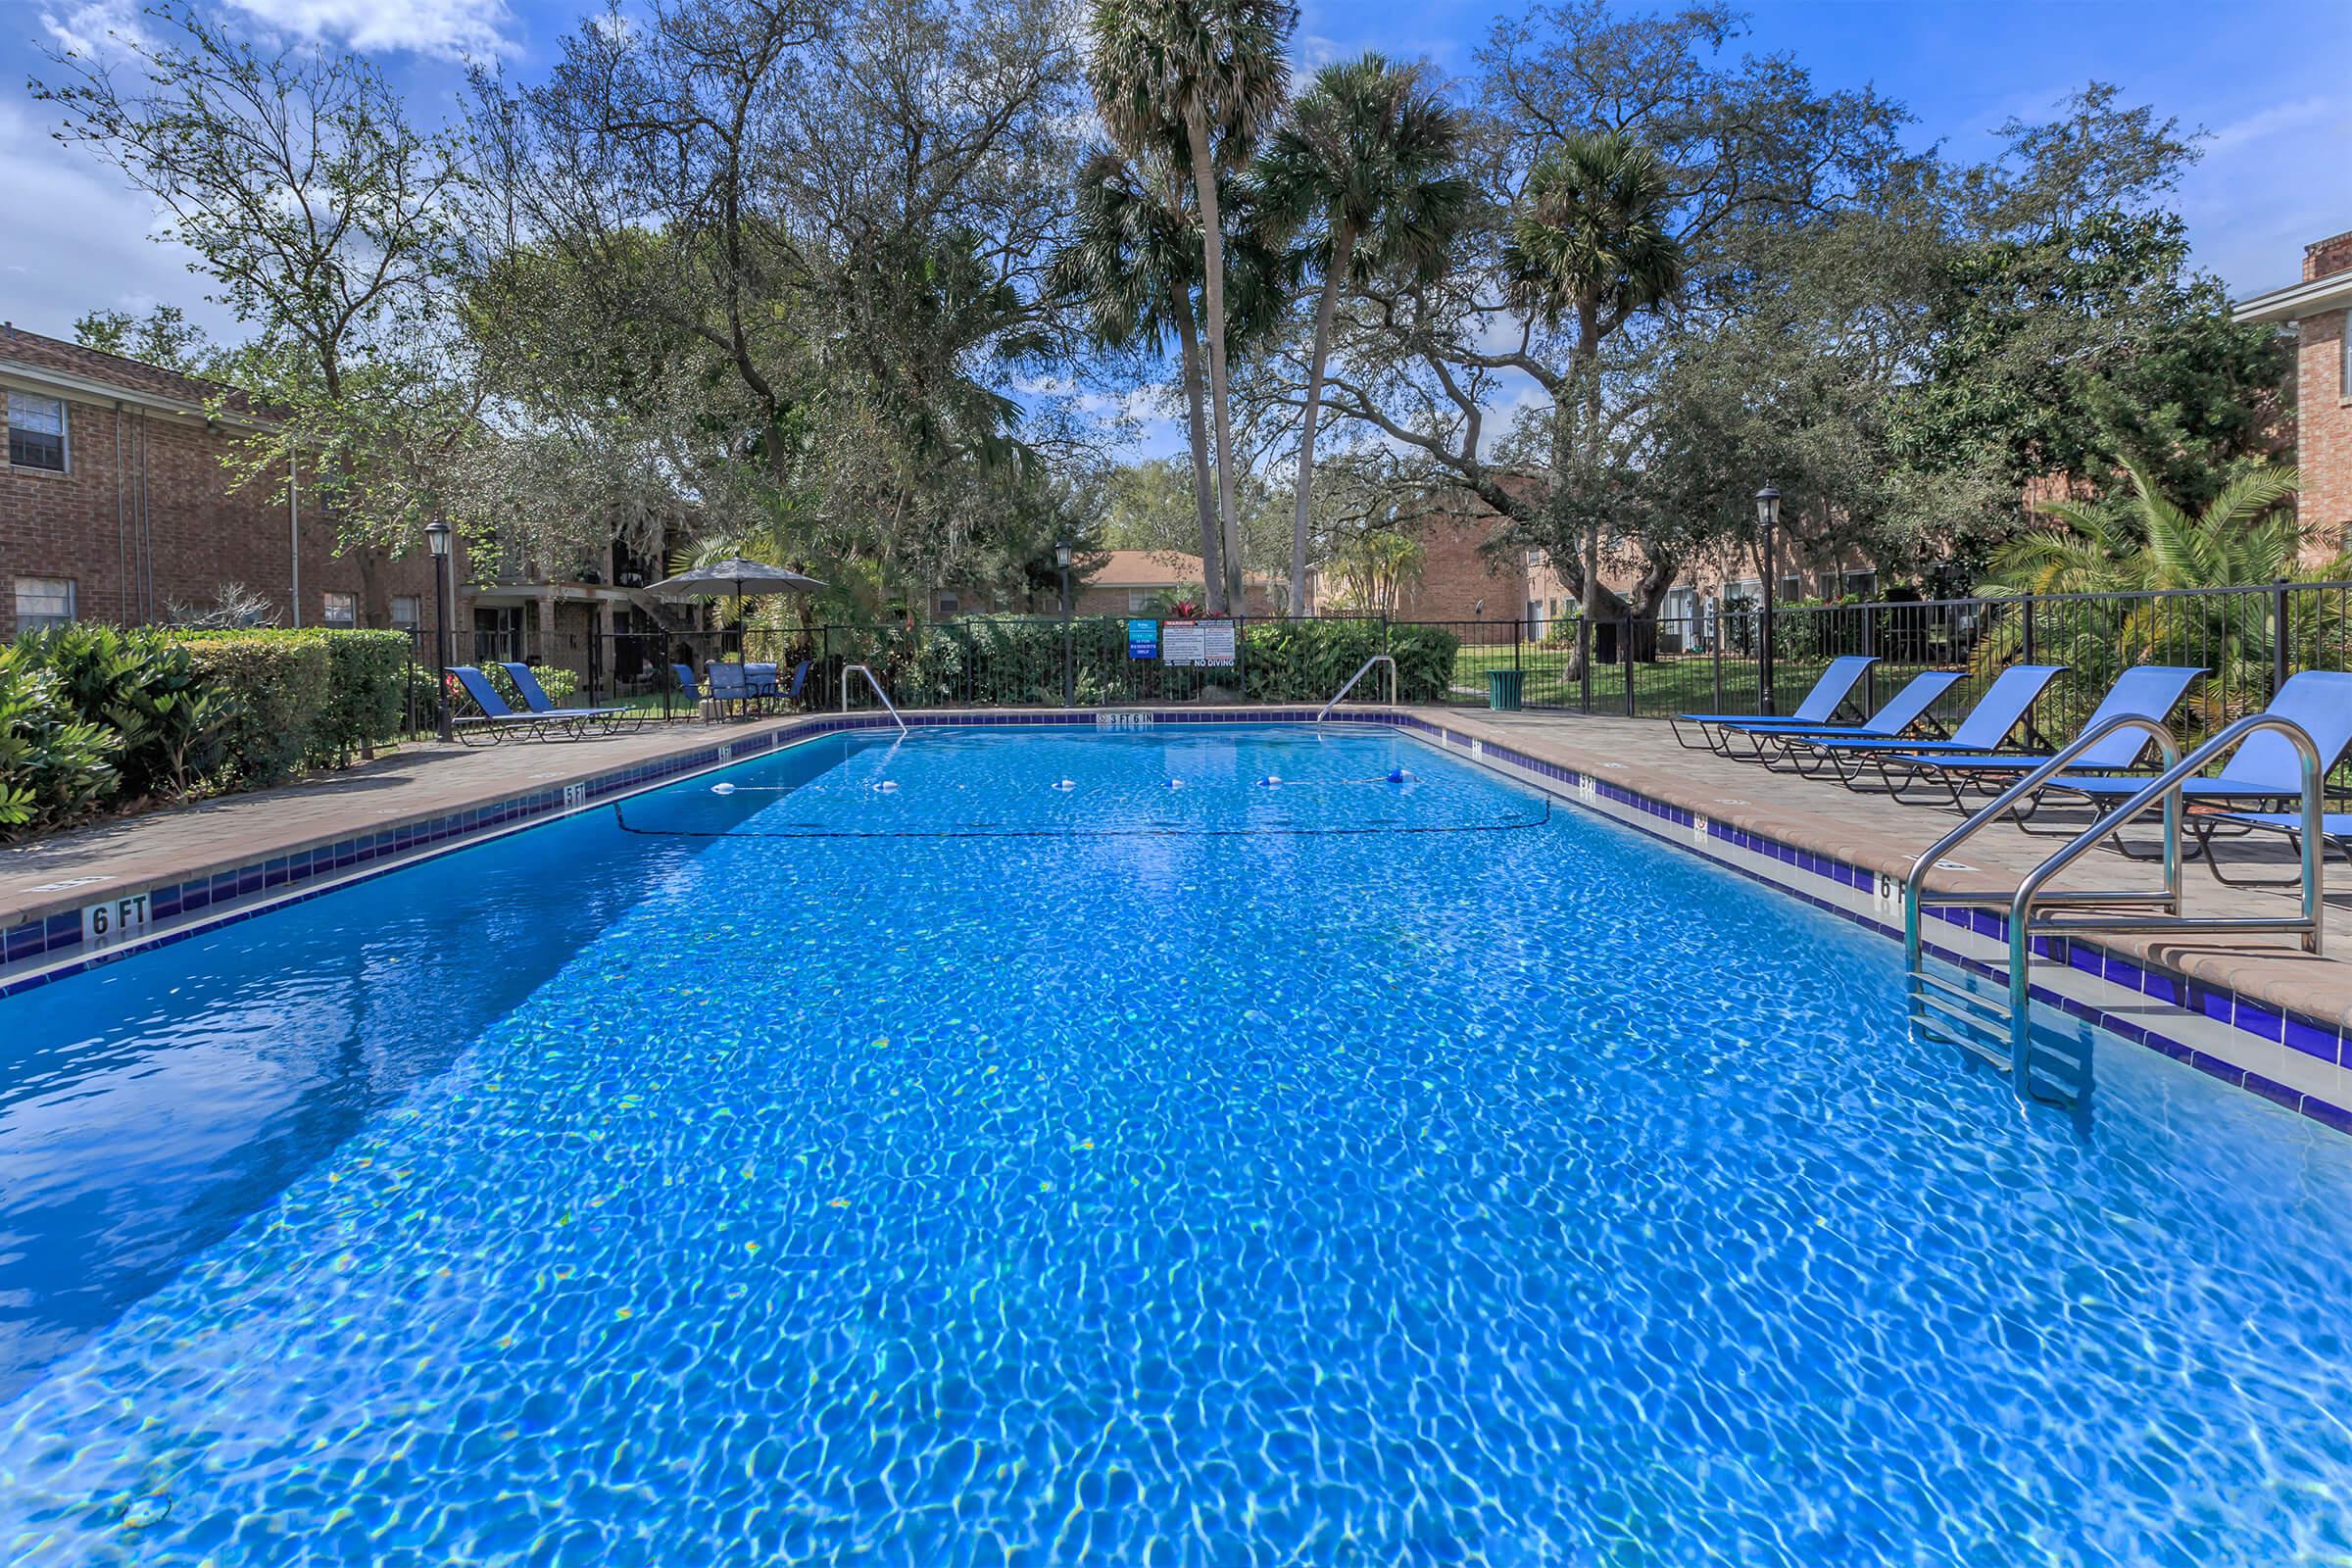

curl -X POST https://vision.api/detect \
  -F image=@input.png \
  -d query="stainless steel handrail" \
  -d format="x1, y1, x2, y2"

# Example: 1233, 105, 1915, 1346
1316, 655, 1396, 721
1902, 714, 2182, 970
1903, 713, 2328, 1094
841, 662, 908, 734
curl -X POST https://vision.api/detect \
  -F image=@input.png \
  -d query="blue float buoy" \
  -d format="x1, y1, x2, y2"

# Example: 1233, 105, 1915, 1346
1053, 778, 1077, 792
1386, 767, 1408, 784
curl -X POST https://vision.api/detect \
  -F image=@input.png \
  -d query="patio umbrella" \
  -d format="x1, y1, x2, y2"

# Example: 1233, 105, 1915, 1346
643, 558, 826, 696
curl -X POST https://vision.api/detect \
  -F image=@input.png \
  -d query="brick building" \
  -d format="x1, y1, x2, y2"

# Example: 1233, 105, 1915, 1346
0, 323, 446, 638
2235, 228, 2352, 564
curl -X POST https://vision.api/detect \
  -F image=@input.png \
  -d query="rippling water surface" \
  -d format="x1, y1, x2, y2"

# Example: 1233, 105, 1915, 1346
4, 724, 2352, 1566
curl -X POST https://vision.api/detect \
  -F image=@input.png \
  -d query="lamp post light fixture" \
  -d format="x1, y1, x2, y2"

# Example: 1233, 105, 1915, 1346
425, 520, 456, 743
1754, 483, 1781, 716
1054, 541, 1074, 708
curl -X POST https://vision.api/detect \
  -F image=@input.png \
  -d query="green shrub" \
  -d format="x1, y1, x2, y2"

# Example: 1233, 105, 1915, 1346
310, 630, 411, 764
0, 647, 119, 832
175, 632, 331, 787
20, 624, 231, 798
1242, 619, 1458, 704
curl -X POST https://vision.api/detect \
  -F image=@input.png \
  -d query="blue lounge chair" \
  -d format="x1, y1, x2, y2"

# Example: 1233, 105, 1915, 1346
1873, 665, 2207, 811
1707, 669, 1966, 767
2022, 669, 2352, 858
1797, 664, 2069, 790
445, 665, 580, 746
2189, 810, 2352, 887
499, 662, 641, 733
1670, 655, 1878, 754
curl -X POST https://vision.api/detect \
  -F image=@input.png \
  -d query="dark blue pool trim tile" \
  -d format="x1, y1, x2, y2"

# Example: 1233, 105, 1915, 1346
1415, 713, 2352, 1139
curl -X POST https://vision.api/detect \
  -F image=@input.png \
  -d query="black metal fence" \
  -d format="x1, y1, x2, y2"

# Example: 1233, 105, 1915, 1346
398, 583, 2352, 749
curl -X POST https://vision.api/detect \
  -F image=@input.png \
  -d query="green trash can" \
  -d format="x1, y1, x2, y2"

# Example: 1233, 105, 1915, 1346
1487, 667, 1525, 711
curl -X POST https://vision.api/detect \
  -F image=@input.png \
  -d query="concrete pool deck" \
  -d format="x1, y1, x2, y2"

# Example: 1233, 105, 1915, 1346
2, 701, 2347, 1122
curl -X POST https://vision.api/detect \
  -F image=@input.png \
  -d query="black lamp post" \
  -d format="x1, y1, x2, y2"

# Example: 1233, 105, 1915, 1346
1755, 483, 1781, 715
426, 520, 455, 742
1054, 541, 1074, 708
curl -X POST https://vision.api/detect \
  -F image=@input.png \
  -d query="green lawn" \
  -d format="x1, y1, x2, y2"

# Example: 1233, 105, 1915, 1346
1446, 644, 1834, 716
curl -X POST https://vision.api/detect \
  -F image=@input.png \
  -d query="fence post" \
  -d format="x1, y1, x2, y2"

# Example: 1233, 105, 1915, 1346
2021, 593, 2036, 666
1622, 613, 1636, 715
1711, 609, 1724, 712
1861, 605, 1877, 713
2273, 577, 2292, 696
1579, 615, 1592, 713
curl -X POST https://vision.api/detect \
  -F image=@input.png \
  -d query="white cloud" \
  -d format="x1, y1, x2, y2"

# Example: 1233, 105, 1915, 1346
38, 0, 149, 59
221, 0, 514, 60
2208, 94, 2346, 154
0, 97, 242, 341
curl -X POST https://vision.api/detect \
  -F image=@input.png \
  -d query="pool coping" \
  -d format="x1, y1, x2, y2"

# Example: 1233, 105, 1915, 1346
1, 703, 2343, 1136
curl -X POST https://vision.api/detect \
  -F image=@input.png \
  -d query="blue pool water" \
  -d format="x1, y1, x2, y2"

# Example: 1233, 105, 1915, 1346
5, 723, 2352, 1565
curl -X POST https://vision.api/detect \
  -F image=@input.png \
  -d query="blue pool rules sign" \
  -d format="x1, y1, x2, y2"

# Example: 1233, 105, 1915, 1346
1128, 618, 1159, 660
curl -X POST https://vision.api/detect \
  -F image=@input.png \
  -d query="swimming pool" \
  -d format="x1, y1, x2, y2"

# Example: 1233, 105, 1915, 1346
5, 722, 2352, 1564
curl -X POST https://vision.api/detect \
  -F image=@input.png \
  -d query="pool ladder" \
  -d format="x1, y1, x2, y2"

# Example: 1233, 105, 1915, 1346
1900, 713, 2328, 1103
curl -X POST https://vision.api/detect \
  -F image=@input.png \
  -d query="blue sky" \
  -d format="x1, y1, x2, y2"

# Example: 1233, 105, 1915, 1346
2, 0, 2346, 346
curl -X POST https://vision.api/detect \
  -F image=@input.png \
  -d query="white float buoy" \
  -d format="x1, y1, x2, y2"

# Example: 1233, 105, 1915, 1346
1053, 778, 1077, 792
1167, 778, 1184, 790
871, 780, 899, 793
710, 782, 737, 796
1258, 774, 1282, 788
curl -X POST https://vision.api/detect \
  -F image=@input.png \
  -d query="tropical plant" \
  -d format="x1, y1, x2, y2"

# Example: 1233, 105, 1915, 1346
1503, 129, 1685, 665
1321, 529, 1426, 618
1256, 53, 1467, 612
1978, 462, 2344, 724
1087, 0, 1296, 612
0, 648, 120, 833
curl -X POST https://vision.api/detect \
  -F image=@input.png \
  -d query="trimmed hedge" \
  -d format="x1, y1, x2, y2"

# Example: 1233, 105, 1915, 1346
175, 632, 332, 787
1243, 619, 1459, 704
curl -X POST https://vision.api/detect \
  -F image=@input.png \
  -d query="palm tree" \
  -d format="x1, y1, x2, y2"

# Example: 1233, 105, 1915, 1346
1981, 461, 2342, 723
1059, 149, 1229, 607
1088, 0, 1295, 614
1257, 53, 1467, 614
1503, 130, 1683, 665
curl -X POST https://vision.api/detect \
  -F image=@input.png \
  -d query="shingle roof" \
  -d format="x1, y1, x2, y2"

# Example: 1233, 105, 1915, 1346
0, 322, 264, 418
1084, 549, 1268, 588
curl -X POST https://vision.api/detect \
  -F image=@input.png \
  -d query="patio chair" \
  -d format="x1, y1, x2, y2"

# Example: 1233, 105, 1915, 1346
1788, 663, 2068, 792
1702, 668, 1965, 767
499, 662, 643, 734
445, 665, 581, 746
1669, 655, 1878, 754
2021, 669, 2352, 861
1867, 665, 2207, 812
2187, 809, 2352, 887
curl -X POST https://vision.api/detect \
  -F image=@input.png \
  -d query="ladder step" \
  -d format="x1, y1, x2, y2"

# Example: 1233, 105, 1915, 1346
1913, 1014, 2011, 1071
1908, 970, 2010, 1022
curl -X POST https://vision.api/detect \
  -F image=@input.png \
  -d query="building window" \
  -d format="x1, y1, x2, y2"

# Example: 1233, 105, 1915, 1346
7, 393, 67, 472
933, 592, 959, 615
391, 595, 422, 630
1128, 590, 1156, 613
14, 576, 74, 629
321, 592, 358, 628
1842, 570, 1879, 601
